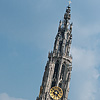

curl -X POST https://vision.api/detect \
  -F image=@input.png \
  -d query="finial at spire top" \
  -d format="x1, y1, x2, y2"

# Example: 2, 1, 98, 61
68, 0, 72, 5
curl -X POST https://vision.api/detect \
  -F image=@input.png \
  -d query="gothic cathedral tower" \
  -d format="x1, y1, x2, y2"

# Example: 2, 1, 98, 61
37, 2, 73, 100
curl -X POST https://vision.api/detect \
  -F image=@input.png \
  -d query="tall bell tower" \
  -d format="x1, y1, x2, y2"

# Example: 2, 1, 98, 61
37, 2, 73, 100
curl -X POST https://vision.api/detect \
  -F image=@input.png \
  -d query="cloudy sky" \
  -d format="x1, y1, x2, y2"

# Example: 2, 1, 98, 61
0, 0, 100, 100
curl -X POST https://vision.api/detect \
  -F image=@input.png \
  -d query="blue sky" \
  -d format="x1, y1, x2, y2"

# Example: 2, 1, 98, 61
0, 0, 100, 100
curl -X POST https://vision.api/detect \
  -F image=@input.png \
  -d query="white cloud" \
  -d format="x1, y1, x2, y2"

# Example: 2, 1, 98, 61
0, 93, 27, 100
69, 47, 100, 100
73, 20, 100, 37
72, 47, 98, 69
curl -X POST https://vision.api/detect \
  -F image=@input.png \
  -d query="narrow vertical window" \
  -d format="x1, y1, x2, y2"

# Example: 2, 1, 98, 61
51, 61, 59, 87
60, 64, 66, 79
59, 82, 62, 88
51, 81, 56, 88
53, 60, 59, 79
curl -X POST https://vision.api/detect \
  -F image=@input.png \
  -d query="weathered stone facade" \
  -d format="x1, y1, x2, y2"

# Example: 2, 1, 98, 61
37, 4, 73, 100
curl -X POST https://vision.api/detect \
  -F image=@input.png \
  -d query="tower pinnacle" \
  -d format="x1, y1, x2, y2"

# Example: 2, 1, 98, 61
53, 3, 72, 57
68, 0, 72, 6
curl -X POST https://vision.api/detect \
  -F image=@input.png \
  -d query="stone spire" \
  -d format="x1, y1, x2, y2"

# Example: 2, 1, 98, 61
36, 2, 73, 100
